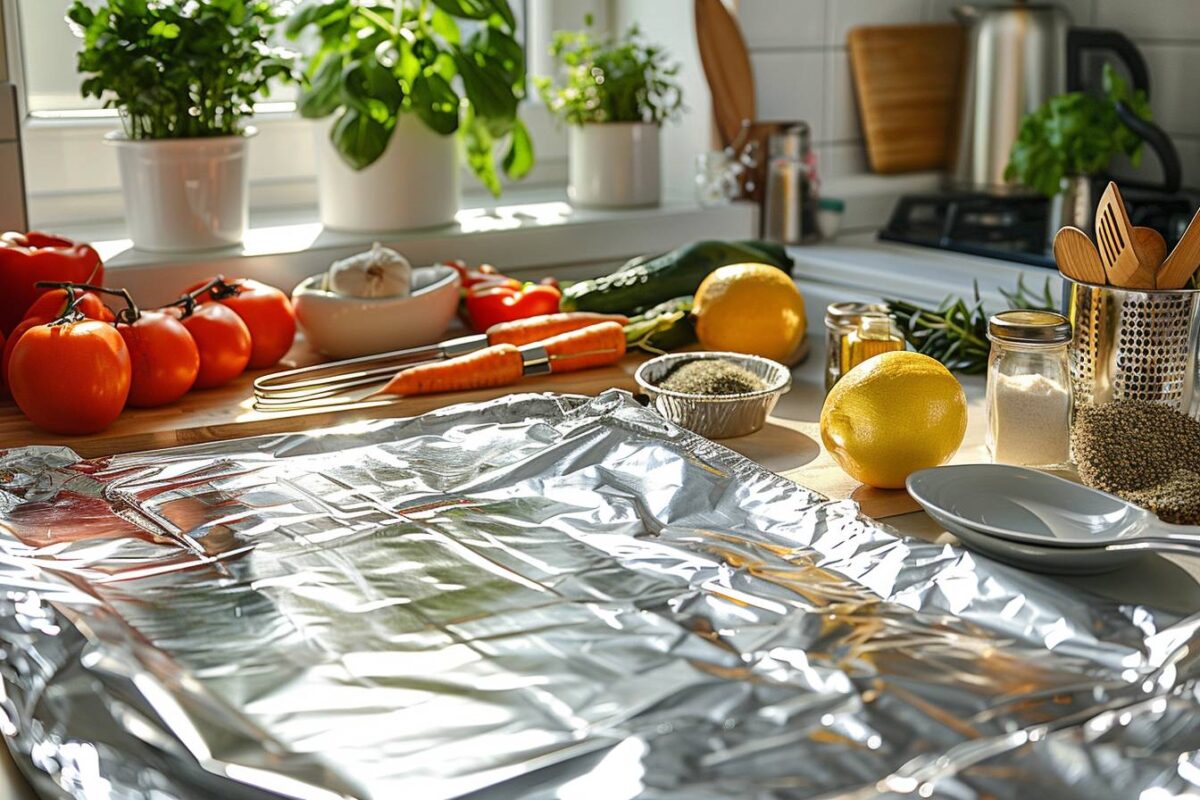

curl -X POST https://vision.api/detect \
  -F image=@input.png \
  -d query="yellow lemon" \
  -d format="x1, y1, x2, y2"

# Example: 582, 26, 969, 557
820, 351, 967, 489
693, 263, 806, 363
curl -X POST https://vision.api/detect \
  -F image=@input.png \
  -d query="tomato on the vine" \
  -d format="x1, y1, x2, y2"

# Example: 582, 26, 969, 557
117, 310, 200, 407
188, 277, 295, 369
3, 315, 49, 388
8, 319, 131, 435
169, 302, 251, 389
23, 288, 114, 324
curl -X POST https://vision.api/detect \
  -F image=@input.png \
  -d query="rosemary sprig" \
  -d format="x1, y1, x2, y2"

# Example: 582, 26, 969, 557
884, 277, 1056, 375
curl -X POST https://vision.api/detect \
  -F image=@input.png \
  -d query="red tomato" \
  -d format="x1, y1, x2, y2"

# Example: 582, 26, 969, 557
174, 303, 251, 389
189, 277, 295, 369
117, 310, 200, 408
3, 315, 49, 388
8, 319, 131, 435
23, 288, 114, 324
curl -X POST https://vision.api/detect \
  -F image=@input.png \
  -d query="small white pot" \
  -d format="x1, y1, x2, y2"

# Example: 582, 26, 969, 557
316, 114, 460, 232
107, 129, 253, 253
568, 122, 661, 209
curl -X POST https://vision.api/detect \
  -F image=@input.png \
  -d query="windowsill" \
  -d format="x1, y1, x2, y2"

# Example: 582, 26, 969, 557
72, 189, 758, 305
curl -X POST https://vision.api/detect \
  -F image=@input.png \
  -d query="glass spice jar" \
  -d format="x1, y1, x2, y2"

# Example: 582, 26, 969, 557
986, 310, 1074, 468
824, 302, 890, 391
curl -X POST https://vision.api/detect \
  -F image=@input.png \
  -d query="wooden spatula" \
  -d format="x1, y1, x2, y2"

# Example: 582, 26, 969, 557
1053, 226, 1107, 285
1156, 208, 1200, 289
694, 0, 756, 148
1095, 182, 1156, 289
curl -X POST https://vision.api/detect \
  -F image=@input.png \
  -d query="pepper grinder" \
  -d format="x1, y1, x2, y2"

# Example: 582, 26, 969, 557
762, 123, 819, 245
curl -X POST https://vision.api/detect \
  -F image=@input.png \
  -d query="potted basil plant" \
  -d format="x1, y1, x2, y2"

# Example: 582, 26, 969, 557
1005, 64, 1152, 233
287, 0, 533, 232
67, 0, 294, 252
536, 20, 683, 209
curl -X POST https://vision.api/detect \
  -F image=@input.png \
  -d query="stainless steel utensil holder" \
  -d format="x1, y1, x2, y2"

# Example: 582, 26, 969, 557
1065, 278, 1200, 417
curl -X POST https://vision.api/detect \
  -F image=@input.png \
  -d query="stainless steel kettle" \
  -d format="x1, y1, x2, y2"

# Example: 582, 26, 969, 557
950, 1, 1155, 194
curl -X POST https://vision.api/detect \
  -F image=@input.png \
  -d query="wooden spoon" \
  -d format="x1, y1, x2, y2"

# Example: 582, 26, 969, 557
1133, 227, 1167, 272
694, 0, 756, 148
1095, 182, 1156, 289
1157, 207, 1200, 290
1053, 226, 1108, 285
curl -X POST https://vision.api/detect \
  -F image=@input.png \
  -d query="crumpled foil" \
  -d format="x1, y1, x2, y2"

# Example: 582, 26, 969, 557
0, 390, 1198, 800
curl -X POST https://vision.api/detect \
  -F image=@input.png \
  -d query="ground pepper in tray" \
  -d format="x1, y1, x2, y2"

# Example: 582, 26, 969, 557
1073, 400, 1200, 524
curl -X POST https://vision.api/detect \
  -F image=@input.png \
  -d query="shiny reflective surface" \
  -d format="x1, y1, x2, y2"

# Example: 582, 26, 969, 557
0, 391, 1198, 799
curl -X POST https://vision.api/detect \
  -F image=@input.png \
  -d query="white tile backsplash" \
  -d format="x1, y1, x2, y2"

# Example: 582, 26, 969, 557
750, 50, 825, 136
825, 49, 861, 141
1140, 44, 1200, 136
736, 0, 824, 48
1095, 0, 1200, 41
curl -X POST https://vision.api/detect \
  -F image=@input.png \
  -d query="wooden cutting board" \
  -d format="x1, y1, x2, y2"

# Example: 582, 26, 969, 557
0, 341, 645, 458
847, 23, 964, 174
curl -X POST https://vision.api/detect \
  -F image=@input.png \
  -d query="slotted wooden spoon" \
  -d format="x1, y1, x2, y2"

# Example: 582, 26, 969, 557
1095, 182, 1156, 289
1053, 226, 1107, 285
1156, 207, 1200, 289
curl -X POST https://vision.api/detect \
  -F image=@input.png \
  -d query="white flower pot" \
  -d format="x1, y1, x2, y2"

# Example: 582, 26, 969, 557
568, 122, 661, 209
107, 129, 253, 253
316, 114, 460, 232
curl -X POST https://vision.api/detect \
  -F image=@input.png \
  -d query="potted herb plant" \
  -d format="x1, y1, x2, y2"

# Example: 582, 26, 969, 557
67, 0, 293, 252
287, 0, 532, 232
536, 20, 683, 209
1005, 65, 1152, 233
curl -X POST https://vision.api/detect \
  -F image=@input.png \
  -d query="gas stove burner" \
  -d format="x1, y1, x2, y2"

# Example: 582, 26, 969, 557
880, 189, 1200, 268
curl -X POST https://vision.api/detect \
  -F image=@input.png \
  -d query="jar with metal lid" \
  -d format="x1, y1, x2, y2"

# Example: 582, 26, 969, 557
986, 310, 1073, 468
825, 302, 889, 391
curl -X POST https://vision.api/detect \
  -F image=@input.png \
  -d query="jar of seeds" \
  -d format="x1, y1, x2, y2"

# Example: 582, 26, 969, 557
986, 310, 1073, 468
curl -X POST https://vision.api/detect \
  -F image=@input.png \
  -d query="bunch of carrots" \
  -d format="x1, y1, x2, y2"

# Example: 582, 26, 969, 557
376, 313, 629, 397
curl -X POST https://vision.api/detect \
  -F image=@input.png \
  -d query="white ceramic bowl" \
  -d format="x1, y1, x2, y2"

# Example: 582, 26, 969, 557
292, 265, 461, 359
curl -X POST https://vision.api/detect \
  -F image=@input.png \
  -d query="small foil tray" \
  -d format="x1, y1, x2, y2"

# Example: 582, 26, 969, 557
0, 391, 1197, 799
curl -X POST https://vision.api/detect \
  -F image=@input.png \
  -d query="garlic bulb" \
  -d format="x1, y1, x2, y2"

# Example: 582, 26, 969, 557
327, 242, 412, 298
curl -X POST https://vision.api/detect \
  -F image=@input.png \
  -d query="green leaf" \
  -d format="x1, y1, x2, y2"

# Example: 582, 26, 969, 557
412, 73, 460, 135
297, 52, 344, 118
429, 7, 461, 43
284, 0, 350, 37
502, 117, 534, 179
341, 58, 404, 123
453, 48, 518, 126
462, 110, 501, 196
148, 20, 180, 39
430, 0, 515, 30
331, 108, 393, 170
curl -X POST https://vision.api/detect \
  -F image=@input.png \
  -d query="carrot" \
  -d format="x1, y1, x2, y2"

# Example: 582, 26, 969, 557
541, 321, 627, 374
376, 343, 524, 397
486, 312, 628, 347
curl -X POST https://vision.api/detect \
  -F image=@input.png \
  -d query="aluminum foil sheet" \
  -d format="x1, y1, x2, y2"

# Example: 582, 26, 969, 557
1, 390, 1199, 800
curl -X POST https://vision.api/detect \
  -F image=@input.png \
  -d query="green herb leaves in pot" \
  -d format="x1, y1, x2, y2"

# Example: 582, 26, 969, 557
286, 0, 533, 196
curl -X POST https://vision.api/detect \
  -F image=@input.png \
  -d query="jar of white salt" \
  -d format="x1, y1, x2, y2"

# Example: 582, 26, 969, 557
986, 310, 1073, 468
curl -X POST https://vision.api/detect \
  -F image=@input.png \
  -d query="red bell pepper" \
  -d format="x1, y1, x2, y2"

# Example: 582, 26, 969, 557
465, 283, 562, 331
447, 260, 508, 290
0, 232, 103, 336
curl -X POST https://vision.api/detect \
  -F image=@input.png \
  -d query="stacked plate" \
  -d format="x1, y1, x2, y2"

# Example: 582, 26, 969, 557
907, 464, 1200, 574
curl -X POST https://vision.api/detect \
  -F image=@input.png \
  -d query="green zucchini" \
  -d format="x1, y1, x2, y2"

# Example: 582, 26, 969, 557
624, 296, 696, 352
563, 240, 794, 314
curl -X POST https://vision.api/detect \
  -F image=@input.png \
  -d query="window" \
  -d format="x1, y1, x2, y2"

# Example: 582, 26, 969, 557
3, 0, 603, 230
